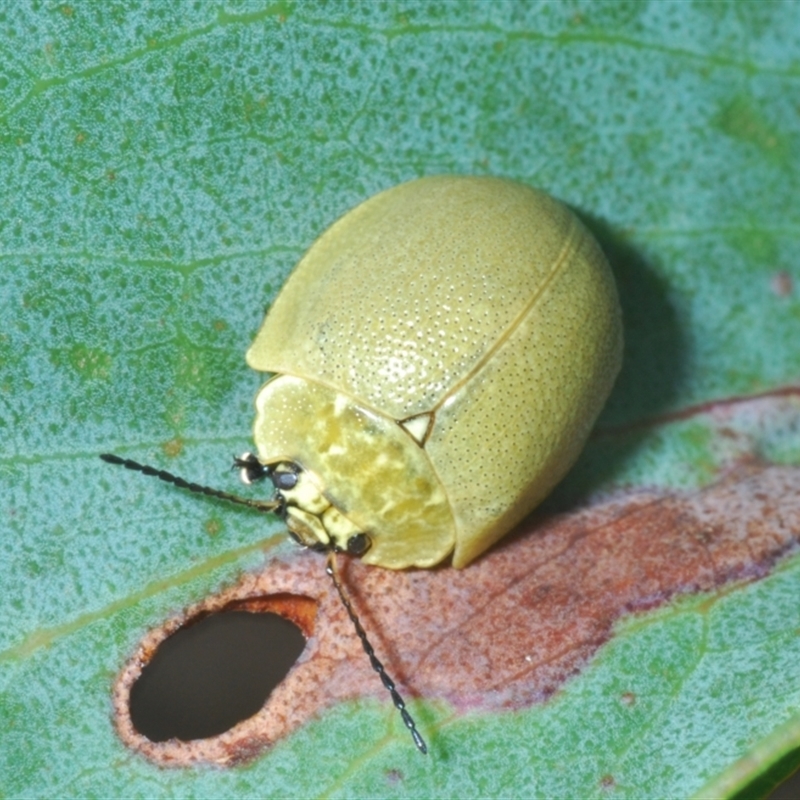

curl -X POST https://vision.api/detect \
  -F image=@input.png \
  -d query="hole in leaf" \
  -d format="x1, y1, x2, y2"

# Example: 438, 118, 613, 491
129, 610, 306, 742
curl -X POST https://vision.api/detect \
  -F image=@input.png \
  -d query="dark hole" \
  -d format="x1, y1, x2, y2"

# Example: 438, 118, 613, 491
129, 611, 306, 742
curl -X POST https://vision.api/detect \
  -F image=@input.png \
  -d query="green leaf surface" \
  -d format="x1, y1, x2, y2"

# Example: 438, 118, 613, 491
2, 1, 799, 797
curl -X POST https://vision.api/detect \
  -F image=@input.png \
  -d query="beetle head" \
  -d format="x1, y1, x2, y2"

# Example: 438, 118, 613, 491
235, 452, 373, 558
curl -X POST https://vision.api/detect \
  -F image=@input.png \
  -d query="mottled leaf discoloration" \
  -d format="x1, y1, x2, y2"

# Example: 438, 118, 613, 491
115, 460, 800, 765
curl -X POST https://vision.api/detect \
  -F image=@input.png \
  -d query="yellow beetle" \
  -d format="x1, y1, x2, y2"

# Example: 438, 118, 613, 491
243, 175, 622, 570
102, 175, 621, 754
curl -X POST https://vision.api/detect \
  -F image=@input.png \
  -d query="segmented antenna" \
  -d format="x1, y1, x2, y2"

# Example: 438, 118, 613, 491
325, 552, 428, 755
99, 453, 281, 514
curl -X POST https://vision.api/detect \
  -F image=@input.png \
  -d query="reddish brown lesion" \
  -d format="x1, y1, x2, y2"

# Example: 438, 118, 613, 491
220, 593, 317, 637
594, 384, 800, 439
113, 570, 323, 767
113, 458, 800, 767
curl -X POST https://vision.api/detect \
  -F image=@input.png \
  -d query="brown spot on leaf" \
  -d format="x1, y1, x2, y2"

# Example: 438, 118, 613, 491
600, 774, 616, 789
114, 461, 800, 765
161, 438, 183, 458
385, 769, 404, 785
771, 270, 793, 297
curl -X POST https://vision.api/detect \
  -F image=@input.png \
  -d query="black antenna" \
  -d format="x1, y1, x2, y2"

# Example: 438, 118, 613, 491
326, 552, 428, 755
99, 453, 281, 514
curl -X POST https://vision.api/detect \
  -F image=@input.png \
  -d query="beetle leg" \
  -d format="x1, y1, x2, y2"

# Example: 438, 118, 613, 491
233, 451, 270, 485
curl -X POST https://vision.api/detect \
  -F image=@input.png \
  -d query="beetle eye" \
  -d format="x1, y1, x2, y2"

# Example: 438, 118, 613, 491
287, 528, 302, 545
346, 533, 371, 557
234, 452, 267, 485
273, 471, 299, 491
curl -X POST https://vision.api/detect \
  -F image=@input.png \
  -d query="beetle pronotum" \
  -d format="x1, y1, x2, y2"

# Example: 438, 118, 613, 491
103, 175, 623, 754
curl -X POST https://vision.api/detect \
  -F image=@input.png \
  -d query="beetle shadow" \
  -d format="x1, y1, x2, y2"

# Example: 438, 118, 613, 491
538, 209, 688, 514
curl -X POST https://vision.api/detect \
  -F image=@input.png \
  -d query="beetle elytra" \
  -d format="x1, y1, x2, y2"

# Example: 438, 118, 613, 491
246, 175, 623, 569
